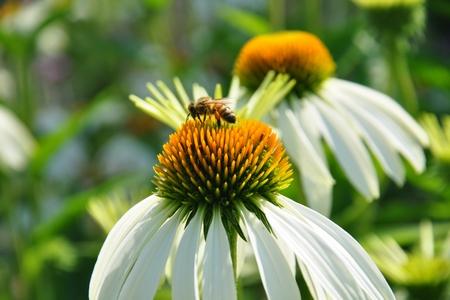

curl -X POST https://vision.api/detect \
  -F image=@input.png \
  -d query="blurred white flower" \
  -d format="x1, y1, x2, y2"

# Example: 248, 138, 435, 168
0, 68, 15, 101
365, 221, 450, 298
90, 118, 394, 300
0, 105, 36, 171
234, 31, 429, 216
1, 0, 51, 34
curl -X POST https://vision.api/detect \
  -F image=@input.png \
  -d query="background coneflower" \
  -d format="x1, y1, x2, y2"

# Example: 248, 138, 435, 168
233, 30, 428, 216
365, 221, 450, 299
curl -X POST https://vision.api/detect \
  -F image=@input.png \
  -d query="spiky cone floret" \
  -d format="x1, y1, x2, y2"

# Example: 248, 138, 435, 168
232, 30, 428, 217
89, 117, 395, 300
154, 118, 291, 235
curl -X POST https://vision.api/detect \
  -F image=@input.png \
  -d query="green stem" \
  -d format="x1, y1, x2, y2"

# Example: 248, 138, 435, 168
269, 0, 285, 31
15, 54, 34, 127
304, 0, 321, 33
385, 39, 419, 115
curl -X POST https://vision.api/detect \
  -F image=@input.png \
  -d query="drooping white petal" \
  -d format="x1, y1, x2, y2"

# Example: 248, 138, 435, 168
236, 227, 251, 278
164, 221, 183, 281
321, 87, 405, 185
312, 98, 379, 199
278, 195, 395, 300
325, 80, 426, 174
328, 78, 429, 146
360, 104, 425, 173
118, 212, 181, 300
243, 209, 301, 300
172, 212, 203, 300
202, 211, 236, 300
89, 196, 171, 300
278, 104, 334, 215
296, 101, 326, 162
263, 202, 355, 299
89, 195, 159, 299
277, 237, 297, 277
297, 260, 328, 300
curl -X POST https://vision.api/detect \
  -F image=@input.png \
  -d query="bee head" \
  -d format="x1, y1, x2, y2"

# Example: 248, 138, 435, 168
187, 103, 197, 117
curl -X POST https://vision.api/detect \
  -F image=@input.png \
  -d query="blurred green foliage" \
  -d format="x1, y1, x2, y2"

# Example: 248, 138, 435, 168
0, 0, 449, 299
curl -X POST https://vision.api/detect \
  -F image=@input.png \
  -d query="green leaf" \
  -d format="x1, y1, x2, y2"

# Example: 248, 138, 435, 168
218, 6, 270, 36
30, 87, 117, 175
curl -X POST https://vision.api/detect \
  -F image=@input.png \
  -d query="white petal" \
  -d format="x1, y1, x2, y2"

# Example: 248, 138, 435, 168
227, 76, 245, 110
89, 195, 159, 299
278, 104, 334, 215
321, 88, 405, 185
312, 98, 379, 199
192, 83, 209, 99
0, 106, 35, 170
359, 106, 425, 173
325, 80, 425, 173
297, 260, 327, 300
89, 196, 170, 300
236, 234, 251, 278
296, 101, 327, 162
278, 195, 395, 300
263, 202, 354, 299
328, 78, 429, 146
118, 212, 181, 300
277, 238, 296, 277
301, 175, 334, 217
202, 211, 236, 300
243, 210, 301, 300
172, 212, 203, 300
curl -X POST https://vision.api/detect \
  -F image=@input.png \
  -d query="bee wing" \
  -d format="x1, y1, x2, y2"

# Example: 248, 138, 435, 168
208, 98, 235, 105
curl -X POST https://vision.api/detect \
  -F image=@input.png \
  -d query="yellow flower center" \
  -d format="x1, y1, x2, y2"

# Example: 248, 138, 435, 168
153, 118, 292, 212
234, 31, 335, 96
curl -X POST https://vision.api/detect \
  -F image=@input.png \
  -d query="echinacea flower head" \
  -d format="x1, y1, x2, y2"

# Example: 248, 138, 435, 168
154, 118, 292, 235
234, 31, 335, 96
90, 114, 395, 300
420, 113, 450, 164
365, 221, 450, 299
234, 31, 428, 216
353, 0, 425, 41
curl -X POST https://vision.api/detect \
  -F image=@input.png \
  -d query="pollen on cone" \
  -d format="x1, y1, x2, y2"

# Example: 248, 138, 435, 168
234, 31, 335, 95
153, 118, 292, 210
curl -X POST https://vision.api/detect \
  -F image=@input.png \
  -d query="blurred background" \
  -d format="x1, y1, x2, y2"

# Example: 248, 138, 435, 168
0, 0, 449, 299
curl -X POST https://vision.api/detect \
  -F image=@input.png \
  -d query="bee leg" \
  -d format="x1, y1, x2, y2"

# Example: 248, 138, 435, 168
215, 111, 221, 127
185, 113, 191, 122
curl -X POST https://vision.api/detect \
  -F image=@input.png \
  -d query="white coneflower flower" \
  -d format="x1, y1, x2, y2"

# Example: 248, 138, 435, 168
89, 116, 394, 300
234, 31, 428, 215
0, 105, 36, 171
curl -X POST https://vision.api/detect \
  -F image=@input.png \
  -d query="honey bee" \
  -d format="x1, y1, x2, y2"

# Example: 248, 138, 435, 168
187, 97, 236, 125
